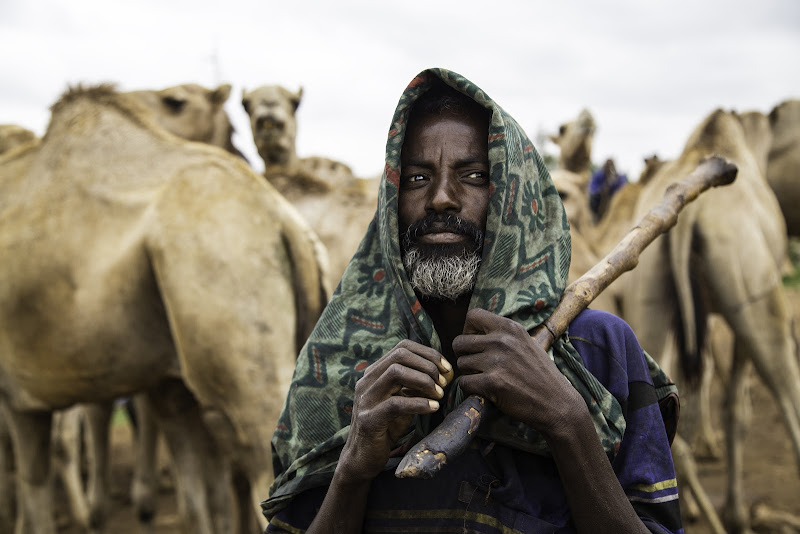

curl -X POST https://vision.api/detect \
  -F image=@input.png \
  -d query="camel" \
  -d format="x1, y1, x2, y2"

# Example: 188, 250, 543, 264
241, 84, 377, 287
737, 110, 773, 180
0, 124, 37, 156
551, 168, 620, 317
127, 82, 245, 159
550, 110, 758, 532
623, 108, 800, 534
766, 99, 800, 237
639, 153, 666, 184
549, 108, 596, 186
241, 84, 304, 177
241, 84, 377, 192
0, 84, 328, 534
39, 81, 259, 534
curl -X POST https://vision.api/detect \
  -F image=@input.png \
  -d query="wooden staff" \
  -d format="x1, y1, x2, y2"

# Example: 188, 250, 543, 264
395, 154, 738, 479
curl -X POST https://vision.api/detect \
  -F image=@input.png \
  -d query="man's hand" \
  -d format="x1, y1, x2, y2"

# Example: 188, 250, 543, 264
452, 308, 584, 436
336, 340, 452, 482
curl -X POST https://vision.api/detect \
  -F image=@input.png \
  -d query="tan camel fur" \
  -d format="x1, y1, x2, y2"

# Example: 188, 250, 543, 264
624, 108, 800, 534
767, 99, 800, 237
0, 124, 37, 156
0, 84, 328, 534
549, 108, 596, 186
43, 82, 259, 534
127, 82, 244, 158
241, 84, 378, 287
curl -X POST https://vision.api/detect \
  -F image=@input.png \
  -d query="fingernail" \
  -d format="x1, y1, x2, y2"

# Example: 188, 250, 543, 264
441, 357, 452, 371
435, 384, 444, 398
429, 400, 440, 411
438, 373, 447, 387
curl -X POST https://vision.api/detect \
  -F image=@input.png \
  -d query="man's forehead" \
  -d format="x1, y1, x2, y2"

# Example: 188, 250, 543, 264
403, 108, 490, 146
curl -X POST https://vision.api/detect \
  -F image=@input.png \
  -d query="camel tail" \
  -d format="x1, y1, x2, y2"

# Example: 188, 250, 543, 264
279, 205, 331, 355
669, 222, 707, 386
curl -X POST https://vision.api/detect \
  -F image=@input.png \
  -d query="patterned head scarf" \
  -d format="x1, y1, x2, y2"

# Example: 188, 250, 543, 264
264, 68, 628, 515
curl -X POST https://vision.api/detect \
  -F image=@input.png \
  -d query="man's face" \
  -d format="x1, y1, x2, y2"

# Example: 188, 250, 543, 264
399, 107, 490, 299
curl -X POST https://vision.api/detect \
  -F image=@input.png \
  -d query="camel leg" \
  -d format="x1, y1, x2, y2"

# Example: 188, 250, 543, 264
670, 384, 705, 525
722, 346, 754, 534
724, 289, 800, 533
144, 378, 234, 534
693, 355, 722, 459
82, 402, 113, 534
201, 408, 259, 534
671, 434, 726, 534
1, 404, 55, 534
751, 502, 800, 531
693, 316, 731, 460
744, 294, 800, 473
0, 410, 17, 534
52, 406, 91, 529
130, 394, 158, 534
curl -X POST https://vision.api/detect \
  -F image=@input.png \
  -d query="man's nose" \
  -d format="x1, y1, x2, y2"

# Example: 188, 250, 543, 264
427, 175, 461, 213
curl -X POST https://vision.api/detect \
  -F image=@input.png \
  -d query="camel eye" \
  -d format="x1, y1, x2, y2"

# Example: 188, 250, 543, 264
163, 96, 186, 114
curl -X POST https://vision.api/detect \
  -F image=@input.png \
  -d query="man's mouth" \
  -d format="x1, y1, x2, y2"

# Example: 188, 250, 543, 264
416, 231, 469, 245
402, 214, 483, 254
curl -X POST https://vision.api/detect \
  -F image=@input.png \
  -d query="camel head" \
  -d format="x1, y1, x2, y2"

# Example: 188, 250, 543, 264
241, 85, 303, 175
639, 154, 665, 185
549, 108, 596, 179
126, 83, 234, 149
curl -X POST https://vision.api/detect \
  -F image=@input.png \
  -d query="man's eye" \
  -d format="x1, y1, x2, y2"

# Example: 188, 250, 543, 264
406, 174, 427, 183
464, 171, 489, 182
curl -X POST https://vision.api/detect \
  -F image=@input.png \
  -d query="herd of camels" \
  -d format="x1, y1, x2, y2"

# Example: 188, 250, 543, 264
0, 81, 798, 534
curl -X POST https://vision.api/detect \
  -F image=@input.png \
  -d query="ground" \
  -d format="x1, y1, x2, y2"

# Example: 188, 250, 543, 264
55, 288, 800, 534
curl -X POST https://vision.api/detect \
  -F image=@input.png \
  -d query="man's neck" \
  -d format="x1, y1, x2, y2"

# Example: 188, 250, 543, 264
420, 293, 471, 358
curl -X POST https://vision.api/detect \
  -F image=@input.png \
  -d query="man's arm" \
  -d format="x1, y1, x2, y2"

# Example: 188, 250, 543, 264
543, 398, 652, 534
301, 340, 452, 534
454, 308, 652, 534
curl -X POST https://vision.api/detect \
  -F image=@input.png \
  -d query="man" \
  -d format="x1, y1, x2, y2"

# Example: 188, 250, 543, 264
589, 158, 628, 222
262, 69, 681, 533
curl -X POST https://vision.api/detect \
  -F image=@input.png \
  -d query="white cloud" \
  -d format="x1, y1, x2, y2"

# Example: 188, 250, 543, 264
1, 0, 798, 179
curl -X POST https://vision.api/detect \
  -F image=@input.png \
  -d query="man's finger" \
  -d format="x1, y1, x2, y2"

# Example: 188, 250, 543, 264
380, 395, 440, 419
462, 307, 512, 335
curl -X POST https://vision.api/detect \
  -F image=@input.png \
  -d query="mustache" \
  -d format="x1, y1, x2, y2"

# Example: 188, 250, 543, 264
402, 214, 484, 251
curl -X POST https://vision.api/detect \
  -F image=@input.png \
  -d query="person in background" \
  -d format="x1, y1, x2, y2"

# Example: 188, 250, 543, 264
589, 158, 628, 222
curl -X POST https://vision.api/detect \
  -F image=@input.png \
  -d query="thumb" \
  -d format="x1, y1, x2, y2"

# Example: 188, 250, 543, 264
462, 307, 497, 335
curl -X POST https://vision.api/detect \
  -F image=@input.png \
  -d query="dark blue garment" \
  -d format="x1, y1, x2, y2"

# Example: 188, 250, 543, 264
589, 168, 628, 196
266, 310, 682, 534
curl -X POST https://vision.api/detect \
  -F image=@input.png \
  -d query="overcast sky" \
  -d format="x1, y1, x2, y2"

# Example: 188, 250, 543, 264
1, 0, 798, 180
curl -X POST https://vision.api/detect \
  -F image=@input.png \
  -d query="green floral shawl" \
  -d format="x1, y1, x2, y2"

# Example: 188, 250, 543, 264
264, 68, 639, 516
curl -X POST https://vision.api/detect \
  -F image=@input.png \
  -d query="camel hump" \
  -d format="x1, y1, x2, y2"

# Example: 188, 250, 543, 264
0, 124, 38, 156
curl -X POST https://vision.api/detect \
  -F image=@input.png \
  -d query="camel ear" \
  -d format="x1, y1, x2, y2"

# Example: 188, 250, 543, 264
241, 89, 251, 114
211, 83, 232, 105
768, 104, 780, 127
292, 87, 304, 112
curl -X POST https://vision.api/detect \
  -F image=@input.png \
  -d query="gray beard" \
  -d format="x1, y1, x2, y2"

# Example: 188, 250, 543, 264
402, 247, 481, 301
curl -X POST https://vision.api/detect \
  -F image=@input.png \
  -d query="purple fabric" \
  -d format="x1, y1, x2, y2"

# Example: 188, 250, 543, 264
589, 168, 628, 196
